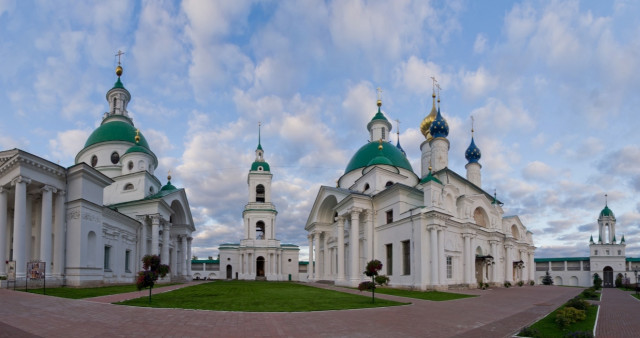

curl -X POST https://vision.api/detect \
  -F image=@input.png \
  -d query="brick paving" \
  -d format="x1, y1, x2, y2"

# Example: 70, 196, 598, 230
596, 288, 640, 337
0, 284, 583, 337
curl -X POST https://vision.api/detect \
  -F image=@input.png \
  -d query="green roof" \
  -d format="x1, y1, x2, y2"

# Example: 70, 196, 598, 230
251, 161, 270, 171
420, 171, 442, 185
600, 205, 615, 218
124, 144, 152, 156
112, 77, 125, 89
191, 259, 219, 264
160, 181, 177, 191
370, 107, 388, 122
84, 119, 150, 150
345, 141, 413, 174
534, 257, 590, 262
367, 154, 394, 166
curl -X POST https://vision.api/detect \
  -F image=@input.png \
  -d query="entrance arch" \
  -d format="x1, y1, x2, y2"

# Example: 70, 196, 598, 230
603, 266, 614, 288
256, 256, 265, 277
226, 264, 232, 279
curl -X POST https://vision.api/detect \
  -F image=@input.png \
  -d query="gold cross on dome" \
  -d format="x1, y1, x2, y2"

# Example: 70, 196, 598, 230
376, 87, 383, 101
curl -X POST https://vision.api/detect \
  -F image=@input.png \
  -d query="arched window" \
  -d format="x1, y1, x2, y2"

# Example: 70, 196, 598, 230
256, 221, 265, 240
385, 181, 393, 187
111, 151, 120, 164
124, 183, 134, 191
91, 155, 98, 167
382, 127, 386, 140
128, 161, 134, 170
473, 207, 488, 228
364, 183, 370, 191
511, 225, 519, 239
256, 184, 265, 202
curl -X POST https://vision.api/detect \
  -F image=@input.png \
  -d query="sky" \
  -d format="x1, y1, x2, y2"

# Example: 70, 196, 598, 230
1, 0, 640, 260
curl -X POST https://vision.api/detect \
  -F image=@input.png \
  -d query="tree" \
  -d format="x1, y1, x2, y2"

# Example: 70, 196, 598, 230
358, 259, 383, 303
136, 255, 170, 303
593, 273, 602, 290
542, 271, 554, 285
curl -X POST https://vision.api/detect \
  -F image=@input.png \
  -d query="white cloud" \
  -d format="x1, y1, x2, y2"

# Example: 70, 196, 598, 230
460, 67, 498, 99
474, 33, 487, 54
48, 129, 91, 163
522, 161, 555, 182
394, 56, 453, 95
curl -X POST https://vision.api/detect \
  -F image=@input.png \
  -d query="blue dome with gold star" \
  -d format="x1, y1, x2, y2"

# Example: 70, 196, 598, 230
465, 137, 481, 163
429, 107, 449, 139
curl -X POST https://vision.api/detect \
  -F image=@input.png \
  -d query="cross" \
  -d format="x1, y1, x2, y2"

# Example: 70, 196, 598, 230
471, 116, 475, 134
395, 119, 400, 135
376, 87, 383, 101
115, 50, 125, 65
605, 194, 608, 205
430, 75, 438, 92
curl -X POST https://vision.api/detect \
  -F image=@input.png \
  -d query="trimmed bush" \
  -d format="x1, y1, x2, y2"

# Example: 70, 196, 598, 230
555, 307, 586, 328
542, 271, 554, 285
581, 288, 598, 300
375, 275, 390, 286
518, 326, 541, 337
592, 273, 602, 290
504, 281, 512, 288
565, 297, 590, 311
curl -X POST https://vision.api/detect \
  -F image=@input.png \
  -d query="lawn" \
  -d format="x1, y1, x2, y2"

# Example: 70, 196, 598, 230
24, 283, 180, 299
116, 280, 409, 311
369, 287, 475, 301
517, 303, 598, 337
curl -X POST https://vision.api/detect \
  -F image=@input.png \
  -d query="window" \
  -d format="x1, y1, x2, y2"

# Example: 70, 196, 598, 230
386, 244, 393, 275
256, 221, 265, 240
446, 256, 452, 279
128, 161, 134, 170
594, 250, 598, 256
124, 183, 134, 191
91, 155, 98, 167
618, 250, 622, 255
256, 184, 265, 202
606, 250, 610, 256
385, 181, 393, 187
104, 246, 111, 271
125, 250, 131, 272
386, 210, 393, 224
364, 183, 370, 191
111, 151, 120, 164
402, 240, 410, 275
382, 127, 386, 140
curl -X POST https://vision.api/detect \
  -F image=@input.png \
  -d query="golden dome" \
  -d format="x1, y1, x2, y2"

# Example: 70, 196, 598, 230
420, 93, 437, 140
116, 65, 123, 77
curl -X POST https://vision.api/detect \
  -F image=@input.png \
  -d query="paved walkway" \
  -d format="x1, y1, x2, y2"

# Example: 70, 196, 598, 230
0, 284, 582, 337
596, 288, 640, 337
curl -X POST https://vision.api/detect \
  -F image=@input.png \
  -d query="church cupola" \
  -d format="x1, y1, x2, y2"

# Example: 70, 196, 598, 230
106, 51, 131, 119
429, 86, 450, 172
251, 122, 270, 172
366, 88, 393, 142
597, 195, 617, 244
420, 79, 438, 177
465, 117, 482, 187
395, 122, 406, 157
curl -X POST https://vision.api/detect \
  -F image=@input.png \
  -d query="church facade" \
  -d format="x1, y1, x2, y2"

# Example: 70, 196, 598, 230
0, 65, 196, 286
534, 203, 640, 287
305, 90, 535, 289
216, 133, 300, 281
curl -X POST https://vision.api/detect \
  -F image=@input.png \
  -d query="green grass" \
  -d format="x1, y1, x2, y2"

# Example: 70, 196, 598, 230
24, 283, 180, 299
517, 304, 598, 337
369, 287, 475, 301
116, 280, 409, 312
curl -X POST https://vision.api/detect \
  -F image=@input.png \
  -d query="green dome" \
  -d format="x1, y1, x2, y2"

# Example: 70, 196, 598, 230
112, 77, 125, 89
367, 154, 394, 167
345, 142, 413, 174
160, 181, 177, 191
251, 161, 270, 172
84, 119, 150, 149
420, 171, 442, 185
600, 205, 615, 218
124, 144, 152, 156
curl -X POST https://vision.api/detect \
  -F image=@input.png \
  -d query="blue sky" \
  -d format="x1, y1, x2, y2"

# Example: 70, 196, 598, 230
1, 0, 640, 259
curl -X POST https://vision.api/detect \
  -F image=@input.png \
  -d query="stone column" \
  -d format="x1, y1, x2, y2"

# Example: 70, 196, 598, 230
25, 193, 33, 262
170, 243, 177, 277
463, 235, 470, 284
0, 187, 7, 276
187, 237, 193, 277
470, 236, 476, 285
323, 232, 329, 278
314, 231, 321, 280
337, 217, 345, 282
151, 215, 160, 255
161, 222, 170, 265
521, 250, 528, 282
429, 226, 438, 286
365, 210, 373, 262
12, 176, 30, 278
529, 251, 535, 283
53, 190, 65, 277
505, 245, 513, 283
180, 236, 187, 276
438, 228, 445, 285
308, 233, 314, 280
139, 217, 147, 257
350, 209, 361, 283
489, 241, 498, 283
40, 185, 55, 277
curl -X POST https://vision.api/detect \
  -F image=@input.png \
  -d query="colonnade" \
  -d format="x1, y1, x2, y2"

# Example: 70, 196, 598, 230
0, 176, 66, 279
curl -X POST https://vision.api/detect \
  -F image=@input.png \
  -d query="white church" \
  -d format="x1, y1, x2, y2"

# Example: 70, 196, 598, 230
305, 88, 536, 289
535, 202, 640, 287
216, 130, 301, 281
0, 64, 196, 286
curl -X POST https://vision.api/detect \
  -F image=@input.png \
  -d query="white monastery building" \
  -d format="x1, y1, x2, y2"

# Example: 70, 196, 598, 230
535, 202, 640, 288
0, 64, 196, 286
216, 129, 301, 281
305, 88, 536, 289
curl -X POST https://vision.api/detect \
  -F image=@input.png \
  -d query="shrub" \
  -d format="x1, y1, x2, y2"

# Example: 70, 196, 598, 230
358, 281, 375, 291
518, 326, 541, 337
542, 271, 554, 285
555, 307, 586, 328
565, 297, 590, 311
375, 275, 390, 286
615, 274, 623, 288
504, 281, 512, 288
563, 331, 594, 338
593, 273, 602, 290
529, 280, 535, 286
517, 280, 524, 287
581, 288, 598, 300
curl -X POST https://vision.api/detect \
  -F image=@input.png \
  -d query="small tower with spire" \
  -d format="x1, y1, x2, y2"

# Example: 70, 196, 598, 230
106, 50, 131, 118
246, 122, 276, 240
429, 84, 450, 172
367, 87, 393, 142
589, 195, 626, 287
465, 116, 482, 187
598, 195, 617, 244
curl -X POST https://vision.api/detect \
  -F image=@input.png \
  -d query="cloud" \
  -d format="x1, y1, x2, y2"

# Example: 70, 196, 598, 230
473, 33, 487, 54
459, 67, 498, 99
394, 56, 453, 95
48, 129, 91, 163
522, 161, 555, 182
